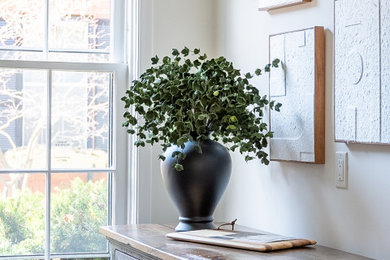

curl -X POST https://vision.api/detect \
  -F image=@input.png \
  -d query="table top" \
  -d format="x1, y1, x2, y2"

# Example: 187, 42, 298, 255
100, 224, 372, 260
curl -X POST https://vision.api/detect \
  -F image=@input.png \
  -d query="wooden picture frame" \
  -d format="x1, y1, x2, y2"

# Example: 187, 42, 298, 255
258, 0, 312, 11
269, 26, 325, 164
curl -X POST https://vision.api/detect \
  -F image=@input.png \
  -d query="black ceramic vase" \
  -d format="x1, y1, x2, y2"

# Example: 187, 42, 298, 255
161, 140, 232, 232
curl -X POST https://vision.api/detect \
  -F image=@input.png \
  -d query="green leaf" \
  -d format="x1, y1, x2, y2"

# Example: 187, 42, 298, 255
261, 158, 270, 165
163, 56, 171, 64
177, 136, 189, 145
181, 47, 190, 56
198, 114, 209, 120
229, 116, 237, 122
210, 103, 222, 113
126, 129, 135, 134
255, 68, 262, 76
226, 125, 237, 130
194, 60, 201, 67
194, 48, 200, 54
172, 151, 181, 157
151, 55, 159, 64
213, 90, 219, 96
275, 103, 282, 112
134, 140, 145, 147
269, 100, 275, 109
245, 155, 252, 162
174, 163, 184, 172
126, 115, 137, 125
245, 73, 253, 79
272, 58, 280, 67
230, 144, 239, 151
199, 54, 207, 60
172, 48, 179, 56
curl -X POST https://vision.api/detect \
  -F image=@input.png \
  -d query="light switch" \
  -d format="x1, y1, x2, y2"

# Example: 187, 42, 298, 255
337, 159, 344, 181
336, 152, 348, 189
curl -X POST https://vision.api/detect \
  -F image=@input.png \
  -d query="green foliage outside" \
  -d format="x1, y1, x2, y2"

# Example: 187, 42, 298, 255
0, 178, 108, 257
0, 189, 45, 254
51, 178, 108, 253
122, 47, 281, 171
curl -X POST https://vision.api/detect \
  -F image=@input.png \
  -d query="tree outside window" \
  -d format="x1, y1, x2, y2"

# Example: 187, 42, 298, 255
0, 0, 118, 259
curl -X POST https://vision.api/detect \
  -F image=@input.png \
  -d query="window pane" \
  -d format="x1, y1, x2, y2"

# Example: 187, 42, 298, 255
48, 52, 110, 63
49, 0, 111, 61
0, 51, 44, 61
0, 69, 47, 170
0, 173, 45, 256
51, 71, 111, 169
50, 172, 109, 254
0, 0, 45, 50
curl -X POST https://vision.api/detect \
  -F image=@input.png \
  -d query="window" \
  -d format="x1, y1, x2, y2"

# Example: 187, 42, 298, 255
0, 0, 111, 62
0, 0, 129, 259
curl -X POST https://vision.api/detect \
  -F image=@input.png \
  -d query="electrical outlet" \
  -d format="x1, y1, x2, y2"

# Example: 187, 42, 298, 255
335, 152, 348, 189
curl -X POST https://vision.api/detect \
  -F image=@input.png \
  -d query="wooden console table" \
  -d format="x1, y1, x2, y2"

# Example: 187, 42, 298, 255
100, 224, 372, 260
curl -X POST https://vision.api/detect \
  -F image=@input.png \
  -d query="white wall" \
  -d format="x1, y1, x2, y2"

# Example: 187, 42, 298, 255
137, 0, 218, 224
214, 1, 390, 259
137, 0, 390, 259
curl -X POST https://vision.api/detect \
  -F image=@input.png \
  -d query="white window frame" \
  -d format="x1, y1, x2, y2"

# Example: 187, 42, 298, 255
0, 0, 135, 259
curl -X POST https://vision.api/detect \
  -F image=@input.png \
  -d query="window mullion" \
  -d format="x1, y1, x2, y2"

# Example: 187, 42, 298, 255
111, 0, 125, 63
44, 0, 49, 60
45, 69, 52, 260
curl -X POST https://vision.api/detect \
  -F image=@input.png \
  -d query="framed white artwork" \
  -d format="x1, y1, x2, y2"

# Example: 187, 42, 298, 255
269, 27, 325, 164
334, 0, 390, 144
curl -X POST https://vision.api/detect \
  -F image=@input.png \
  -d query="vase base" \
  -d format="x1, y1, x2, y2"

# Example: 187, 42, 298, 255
175, 217, 215, 232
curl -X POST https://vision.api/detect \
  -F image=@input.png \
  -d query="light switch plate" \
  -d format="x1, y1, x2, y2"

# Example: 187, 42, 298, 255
335, 152, 348, 189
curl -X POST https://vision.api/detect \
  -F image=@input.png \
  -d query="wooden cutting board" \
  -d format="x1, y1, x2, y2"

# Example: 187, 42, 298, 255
166, 229, 316, 252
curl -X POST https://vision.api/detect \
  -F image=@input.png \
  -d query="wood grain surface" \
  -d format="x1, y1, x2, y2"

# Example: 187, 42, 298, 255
314, 26, 326, 164
258, 0, 311, 11
100, 224, 372, 260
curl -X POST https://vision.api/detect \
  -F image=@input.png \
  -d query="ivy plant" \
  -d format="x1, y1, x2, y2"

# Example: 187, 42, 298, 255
122, 47, 281, 171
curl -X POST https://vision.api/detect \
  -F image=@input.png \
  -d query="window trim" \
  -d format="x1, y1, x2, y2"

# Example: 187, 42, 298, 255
127, 0, 140, 226
0, 60, 125, 72
0, 0, 132, 258
0, 61, 127, 259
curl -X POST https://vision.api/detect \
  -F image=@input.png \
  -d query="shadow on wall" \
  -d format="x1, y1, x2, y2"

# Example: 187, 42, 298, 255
269, 162, 330, 236
340, 143, 390, 255
271, 143, 390, 256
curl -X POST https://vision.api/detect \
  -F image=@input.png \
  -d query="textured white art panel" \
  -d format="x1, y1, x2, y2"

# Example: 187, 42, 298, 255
334, 0, 381, 143
381, 0, 390, 142
270, 28, 315, 163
